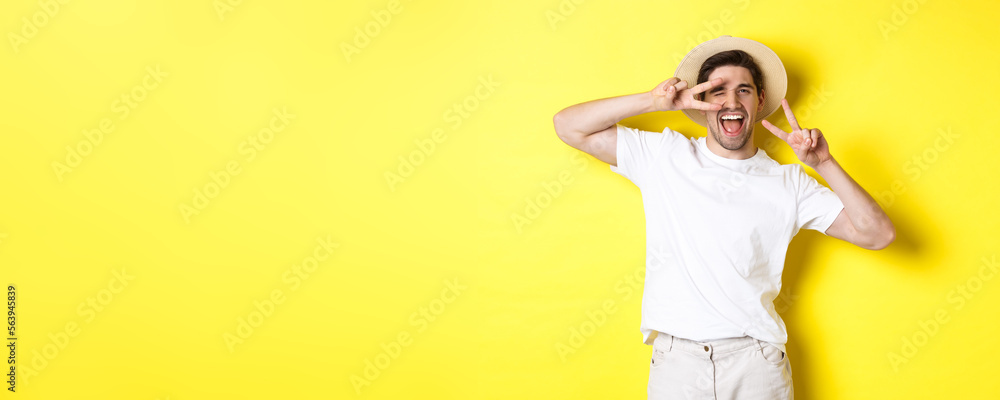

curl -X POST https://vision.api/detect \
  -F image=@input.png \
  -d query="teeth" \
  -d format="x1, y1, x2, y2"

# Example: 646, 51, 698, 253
720, 115, 744, 120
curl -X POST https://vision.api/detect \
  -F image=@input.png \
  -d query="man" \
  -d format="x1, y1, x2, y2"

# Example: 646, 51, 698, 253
552, 36, 895, 399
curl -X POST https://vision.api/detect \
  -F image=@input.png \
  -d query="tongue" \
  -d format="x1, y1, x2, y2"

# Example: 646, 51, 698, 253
722, 119, 742, 133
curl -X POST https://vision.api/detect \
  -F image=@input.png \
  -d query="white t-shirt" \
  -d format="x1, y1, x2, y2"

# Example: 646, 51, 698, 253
610, 124, 844, 353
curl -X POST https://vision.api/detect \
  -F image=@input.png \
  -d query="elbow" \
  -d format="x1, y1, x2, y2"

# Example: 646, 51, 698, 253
553, 111, 568, 139
552, 111, 574, 144
866, 223, 896, 251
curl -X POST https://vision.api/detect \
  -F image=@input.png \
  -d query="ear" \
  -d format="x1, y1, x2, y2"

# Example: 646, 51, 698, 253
757, 89, 766, 113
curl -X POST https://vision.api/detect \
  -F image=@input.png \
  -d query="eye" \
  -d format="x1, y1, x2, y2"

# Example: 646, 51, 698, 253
739, 88, 751, 94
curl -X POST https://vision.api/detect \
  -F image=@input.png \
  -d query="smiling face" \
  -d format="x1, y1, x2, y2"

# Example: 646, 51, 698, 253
699, 65, 766, 156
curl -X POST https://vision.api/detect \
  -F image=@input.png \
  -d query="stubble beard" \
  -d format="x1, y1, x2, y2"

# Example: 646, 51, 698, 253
709, 119, 753, 151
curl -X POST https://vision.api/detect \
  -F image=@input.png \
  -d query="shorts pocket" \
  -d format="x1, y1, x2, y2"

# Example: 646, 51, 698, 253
758, 341, 786, 365
650, 338, 671, 368
651, 346, 667, 367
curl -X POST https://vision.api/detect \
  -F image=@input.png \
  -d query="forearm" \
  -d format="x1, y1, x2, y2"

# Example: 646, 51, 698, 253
814, 157, 895, 243
553, 92, 655, 141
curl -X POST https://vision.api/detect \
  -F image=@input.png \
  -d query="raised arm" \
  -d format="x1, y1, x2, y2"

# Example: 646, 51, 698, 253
553, 77, 723, 166
762, 99, 896, 250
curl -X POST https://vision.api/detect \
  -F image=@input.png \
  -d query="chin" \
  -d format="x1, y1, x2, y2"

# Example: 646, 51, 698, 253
711, 125, 752, 151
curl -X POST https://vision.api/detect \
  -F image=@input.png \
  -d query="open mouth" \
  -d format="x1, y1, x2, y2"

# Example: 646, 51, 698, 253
719, 113, 746, 137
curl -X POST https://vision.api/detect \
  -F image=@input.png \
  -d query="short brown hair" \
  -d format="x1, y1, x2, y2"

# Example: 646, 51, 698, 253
696, 50, 764, 99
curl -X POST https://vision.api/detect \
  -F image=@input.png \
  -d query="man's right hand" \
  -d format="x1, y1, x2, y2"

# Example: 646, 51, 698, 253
554, 77, 725, 166
650, 77, 724, 112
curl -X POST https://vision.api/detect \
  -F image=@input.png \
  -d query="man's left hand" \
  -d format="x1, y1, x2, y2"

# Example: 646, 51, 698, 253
762, 99, 832, 169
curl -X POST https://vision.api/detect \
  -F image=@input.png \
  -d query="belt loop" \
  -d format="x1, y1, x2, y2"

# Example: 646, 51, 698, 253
754, 338, 764, 353
667, 334, 674, 352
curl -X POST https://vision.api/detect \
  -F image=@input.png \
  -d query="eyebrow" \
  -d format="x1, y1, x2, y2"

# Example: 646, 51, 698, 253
709, 83, 755, 93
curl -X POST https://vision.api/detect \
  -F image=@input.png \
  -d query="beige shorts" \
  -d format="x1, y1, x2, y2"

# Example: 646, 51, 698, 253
648, 332, 793, 400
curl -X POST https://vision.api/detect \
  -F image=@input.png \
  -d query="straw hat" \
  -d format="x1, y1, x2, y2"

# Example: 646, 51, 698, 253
673, 35, 787, 127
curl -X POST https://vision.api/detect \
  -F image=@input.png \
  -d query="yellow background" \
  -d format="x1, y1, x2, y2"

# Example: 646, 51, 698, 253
2, 0, 998, 398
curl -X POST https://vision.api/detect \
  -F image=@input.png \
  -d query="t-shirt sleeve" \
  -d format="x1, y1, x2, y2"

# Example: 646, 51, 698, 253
794, 165, 845, 235
609, 124, 680, 185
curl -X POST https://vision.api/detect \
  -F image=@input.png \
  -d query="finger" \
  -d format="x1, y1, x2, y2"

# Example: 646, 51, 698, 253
761, 120, 788, 141
810, 128, 820, 149
689, 77, 724, 95
654, 78, 680, 94
661, 77, 680, 91
781, 99, 801, 132
792, 130, 805, 147
673, 80, 690, 92
687, 99, 722, 111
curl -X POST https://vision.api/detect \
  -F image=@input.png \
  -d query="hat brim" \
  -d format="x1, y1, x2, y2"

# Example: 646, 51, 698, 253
674, 36, 787, 127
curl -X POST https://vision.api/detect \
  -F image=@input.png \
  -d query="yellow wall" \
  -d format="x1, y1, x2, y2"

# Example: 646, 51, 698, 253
2, 0, 998, 398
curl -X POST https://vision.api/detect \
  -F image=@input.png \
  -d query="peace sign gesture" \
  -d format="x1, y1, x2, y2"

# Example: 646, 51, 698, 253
650, 77, 724, 112
761, 99, 832, 168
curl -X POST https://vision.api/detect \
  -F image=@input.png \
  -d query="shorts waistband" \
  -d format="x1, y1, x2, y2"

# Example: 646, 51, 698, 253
652, 331, 763, 356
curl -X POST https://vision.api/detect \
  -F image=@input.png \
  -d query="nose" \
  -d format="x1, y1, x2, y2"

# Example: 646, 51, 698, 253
722, 89, 739, 108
